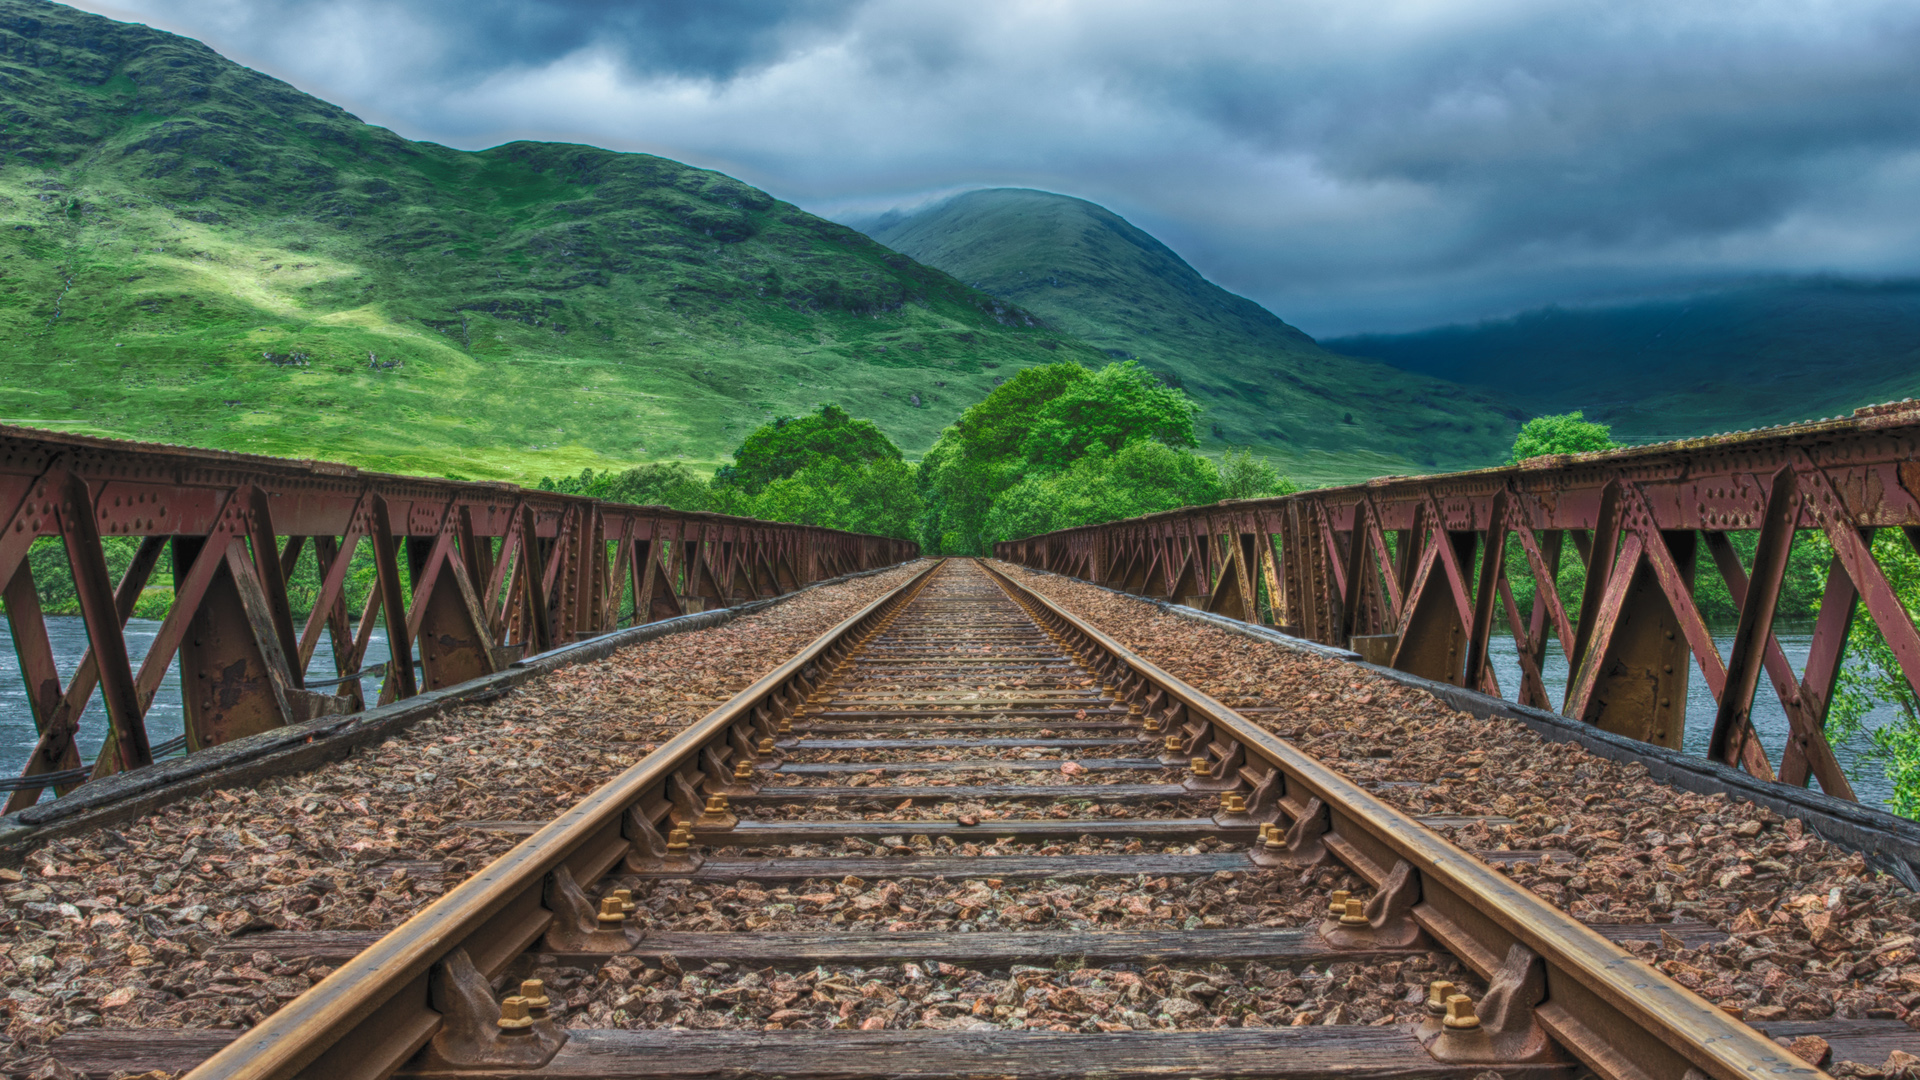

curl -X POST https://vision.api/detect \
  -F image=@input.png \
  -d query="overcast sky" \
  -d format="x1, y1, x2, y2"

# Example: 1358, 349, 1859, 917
66, 0, 1920, 336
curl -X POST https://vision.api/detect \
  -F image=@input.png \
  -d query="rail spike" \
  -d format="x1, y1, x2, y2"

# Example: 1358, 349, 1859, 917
540, 865, 642, 953
1321, 858, 1427, 950
1418, 942, 1565, 1067
413, 947, 566, 1071
1250, 795, 1331, 867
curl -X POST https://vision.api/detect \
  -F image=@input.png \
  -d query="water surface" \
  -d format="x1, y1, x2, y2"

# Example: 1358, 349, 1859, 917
0, 614, 390, 782
1483, 628, 1898, 811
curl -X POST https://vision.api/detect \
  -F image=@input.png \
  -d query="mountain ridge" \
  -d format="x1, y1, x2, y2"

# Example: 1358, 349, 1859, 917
1325, 278, 1920, 440
0, 0, 1105, 481
859, 188, 1523, 483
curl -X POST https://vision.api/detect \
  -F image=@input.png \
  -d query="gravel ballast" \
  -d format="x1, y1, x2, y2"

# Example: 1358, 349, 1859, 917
999, 563, 1920, 1075
0, 562, 928, 1075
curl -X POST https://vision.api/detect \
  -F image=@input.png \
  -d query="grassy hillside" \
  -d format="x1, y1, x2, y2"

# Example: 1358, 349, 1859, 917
1326, 279, 1920, 441
0, 1, 1108, 482
860, 188, 1524, 485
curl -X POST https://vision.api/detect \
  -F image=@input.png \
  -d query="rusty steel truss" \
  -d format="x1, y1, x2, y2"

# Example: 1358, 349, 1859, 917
995, 400, 1920, 804
0, 426, 916, 809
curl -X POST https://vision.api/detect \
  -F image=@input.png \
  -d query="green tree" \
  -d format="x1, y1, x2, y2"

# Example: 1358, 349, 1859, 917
538, 462, 720, 511
1811, 530, 1920, 818
1507, 411, 1616, 463
753, 458, 921, 541
1218, 447, 1297, 501
715, 404, 902, 494
917, 364, 1091, 555
692, 407, 923, 540
919, 361, 1208, 554
1018, 361, 1201, 471
600, 463, 721, 511
982, 440, 1224, 547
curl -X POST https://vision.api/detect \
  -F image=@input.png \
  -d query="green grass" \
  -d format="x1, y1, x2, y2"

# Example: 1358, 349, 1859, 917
0, 1, 1112, 482
860, 188, 1525, 477
1324, 278, 1920, 441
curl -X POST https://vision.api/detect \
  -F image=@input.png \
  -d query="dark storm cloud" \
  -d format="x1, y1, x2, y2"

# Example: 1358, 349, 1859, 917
154, 0, 865, 82
65, 0, 1920, 334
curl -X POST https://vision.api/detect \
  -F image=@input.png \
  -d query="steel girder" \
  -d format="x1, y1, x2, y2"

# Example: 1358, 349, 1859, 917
995, 401, 1920, 803
0, 426, 917, 807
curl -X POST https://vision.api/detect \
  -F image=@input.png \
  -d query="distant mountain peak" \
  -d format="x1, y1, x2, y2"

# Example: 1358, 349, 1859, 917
860, 186, 1519, 479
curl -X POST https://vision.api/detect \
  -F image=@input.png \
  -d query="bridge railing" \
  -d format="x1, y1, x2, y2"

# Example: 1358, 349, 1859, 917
994, 400, 1920, 804
0, 425, 917, 808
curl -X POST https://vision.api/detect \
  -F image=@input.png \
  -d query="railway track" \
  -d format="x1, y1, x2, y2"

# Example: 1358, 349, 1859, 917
51, 559, 1841, 1080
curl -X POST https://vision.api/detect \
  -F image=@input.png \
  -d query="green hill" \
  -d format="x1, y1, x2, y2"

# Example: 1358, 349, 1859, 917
1325, 279, 1920, 441
859, 188, 1524, 485
0, 0, 1107, 481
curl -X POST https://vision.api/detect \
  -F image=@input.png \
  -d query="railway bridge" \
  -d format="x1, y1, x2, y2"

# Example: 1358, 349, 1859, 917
0, 415, 1915, 1080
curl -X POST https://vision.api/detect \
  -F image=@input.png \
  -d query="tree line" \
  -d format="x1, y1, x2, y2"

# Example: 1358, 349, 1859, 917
543, 361, 1294, 554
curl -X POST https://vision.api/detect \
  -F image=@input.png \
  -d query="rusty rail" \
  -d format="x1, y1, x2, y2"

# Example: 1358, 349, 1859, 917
995, 400, 1920, 804
0, 425, 916, 808
86, 557, 1828, 1080
981, 561, 1815, 1080
180, 559, 943, 1080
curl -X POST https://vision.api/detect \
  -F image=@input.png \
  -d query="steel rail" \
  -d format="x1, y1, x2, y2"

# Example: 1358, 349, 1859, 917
180, 560, 943, 1080
132, 555, 1837, 1080
980, 560, 1829, 1080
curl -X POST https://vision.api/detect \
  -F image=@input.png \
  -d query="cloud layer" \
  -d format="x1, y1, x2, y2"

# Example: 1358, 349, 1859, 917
69, 0, 1920, 334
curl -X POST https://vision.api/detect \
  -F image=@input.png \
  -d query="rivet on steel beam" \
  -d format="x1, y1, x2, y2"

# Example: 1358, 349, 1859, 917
1326, 889, 1350, 918
498, 996, 535, 1033
1441, 995, 1480, 1031
1426, 980, 1456, 1016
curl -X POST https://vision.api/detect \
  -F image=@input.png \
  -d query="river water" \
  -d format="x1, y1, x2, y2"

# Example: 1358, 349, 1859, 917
0, 615, 390, 779
1483, 628, 1899, 811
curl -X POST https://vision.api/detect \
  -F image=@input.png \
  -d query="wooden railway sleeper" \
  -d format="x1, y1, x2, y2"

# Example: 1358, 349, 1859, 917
980, 559, 1812, 1080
